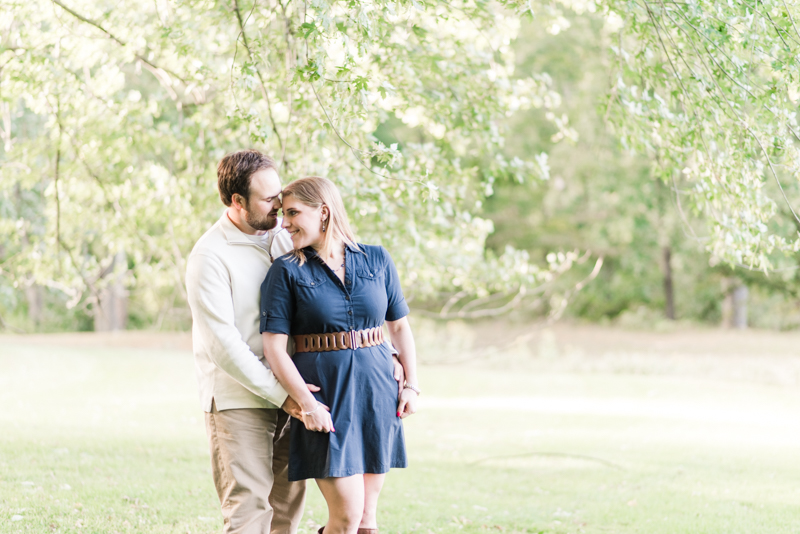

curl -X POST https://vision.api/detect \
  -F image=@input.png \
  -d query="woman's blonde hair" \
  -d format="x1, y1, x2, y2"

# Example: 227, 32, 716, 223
282, 176, 359, 265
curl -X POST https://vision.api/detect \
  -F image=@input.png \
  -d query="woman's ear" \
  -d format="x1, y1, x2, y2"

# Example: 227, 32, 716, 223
321, 204, 329, 221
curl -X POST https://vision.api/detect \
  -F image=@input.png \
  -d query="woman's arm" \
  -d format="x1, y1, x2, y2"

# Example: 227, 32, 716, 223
386, 316, 419, 419
262, 332, 334, 433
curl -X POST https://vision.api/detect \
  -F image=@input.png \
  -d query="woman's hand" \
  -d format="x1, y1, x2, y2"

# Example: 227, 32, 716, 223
396, 388, 418, 419
282, 384, 327, 420
301, 402, 335, 433
387, 317, 419, 420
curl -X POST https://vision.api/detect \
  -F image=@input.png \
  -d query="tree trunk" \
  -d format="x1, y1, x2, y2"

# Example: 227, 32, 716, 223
731, 285, 748, 329
94, 251, 128, 332
25, 284, 44, 326
662, 246, 675, 320
721, 279, 747, 329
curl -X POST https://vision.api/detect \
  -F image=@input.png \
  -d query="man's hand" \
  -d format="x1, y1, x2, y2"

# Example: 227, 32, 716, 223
281, 396, 304, 420
281, 383, 328, 420
392, 355, 405, 397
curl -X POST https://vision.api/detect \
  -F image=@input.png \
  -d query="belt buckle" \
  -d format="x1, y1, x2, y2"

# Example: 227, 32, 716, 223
349, 329, 358, 349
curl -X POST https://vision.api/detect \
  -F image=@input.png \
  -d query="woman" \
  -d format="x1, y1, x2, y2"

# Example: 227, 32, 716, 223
259, 176, 420, 534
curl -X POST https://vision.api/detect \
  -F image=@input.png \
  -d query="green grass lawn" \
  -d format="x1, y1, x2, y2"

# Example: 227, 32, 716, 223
2, 325, 800, 533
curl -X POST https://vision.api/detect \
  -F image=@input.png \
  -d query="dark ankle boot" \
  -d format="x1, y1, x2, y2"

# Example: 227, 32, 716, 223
318, 527, 325, 534
357, 529, 378, 534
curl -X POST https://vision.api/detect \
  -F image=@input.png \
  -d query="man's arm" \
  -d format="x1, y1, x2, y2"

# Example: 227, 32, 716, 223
186, 252, 288, 407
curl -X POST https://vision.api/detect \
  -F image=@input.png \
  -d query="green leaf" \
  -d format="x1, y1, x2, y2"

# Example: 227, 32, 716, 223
300, 21, 317, 38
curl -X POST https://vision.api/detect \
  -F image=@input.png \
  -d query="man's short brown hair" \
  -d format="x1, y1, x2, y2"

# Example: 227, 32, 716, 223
217, 150, 278, 207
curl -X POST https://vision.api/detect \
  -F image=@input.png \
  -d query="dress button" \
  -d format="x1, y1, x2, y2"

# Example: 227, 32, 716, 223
310, 282, 315, 285
369, 273, 373, 277
262, 311, 266, 317
345, 296, 350, 300
348, 310, 353, 315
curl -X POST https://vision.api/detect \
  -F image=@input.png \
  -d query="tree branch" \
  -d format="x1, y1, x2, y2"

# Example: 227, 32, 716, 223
232, 0, 284, 155
439, 290, 468, 317
747, 127, 800, 227
309, 81, 422, 184
654, 4, 800, 227
54, 97, 62, 264
49, 0, 187, 84
415, 257, 603, 364
783, 0, 800, 45
0, 310, 26, 334
44, 94, 105, 309
665, 6, 800, 143
640, 1, 724, 192
763, 10, 793, 52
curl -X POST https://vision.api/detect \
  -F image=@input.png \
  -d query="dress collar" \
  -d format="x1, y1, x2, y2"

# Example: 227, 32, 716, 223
303, 242, 360, 257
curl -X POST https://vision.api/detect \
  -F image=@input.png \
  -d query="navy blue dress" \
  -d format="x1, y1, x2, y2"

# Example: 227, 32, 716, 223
259, 243, 409, 481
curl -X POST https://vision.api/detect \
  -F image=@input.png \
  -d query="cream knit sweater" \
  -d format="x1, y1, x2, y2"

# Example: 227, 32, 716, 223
186, 212, 293, 411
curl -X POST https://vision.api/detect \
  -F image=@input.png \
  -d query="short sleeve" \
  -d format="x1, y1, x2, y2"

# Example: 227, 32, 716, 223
260, 259, 294, 335
382, 247, 410, 321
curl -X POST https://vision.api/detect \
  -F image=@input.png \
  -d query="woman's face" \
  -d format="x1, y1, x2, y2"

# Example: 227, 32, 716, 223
281, 196, 325, 250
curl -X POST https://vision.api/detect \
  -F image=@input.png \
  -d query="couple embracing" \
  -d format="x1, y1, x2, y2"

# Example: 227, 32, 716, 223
185, 149, 420, 534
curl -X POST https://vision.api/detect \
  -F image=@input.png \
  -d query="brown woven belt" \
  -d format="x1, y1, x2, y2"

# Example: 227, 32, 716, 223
293, 326, 385, 353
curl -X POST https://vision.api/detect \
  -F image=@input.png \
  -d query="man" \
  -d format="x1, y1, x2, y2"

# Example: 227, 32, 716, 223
186, 150, 306, 534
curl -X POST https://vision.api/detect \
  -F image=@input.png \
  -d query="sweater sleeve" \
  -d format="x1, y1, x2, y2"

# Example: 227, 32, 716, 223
186, 251, 288, 407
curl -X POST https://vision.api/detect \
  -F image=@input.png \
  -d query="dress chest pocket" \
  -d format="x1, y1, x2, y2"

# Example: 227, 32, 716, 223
296, 275, 328, 289
356, 268, 385, 301
356, 267, 384, 282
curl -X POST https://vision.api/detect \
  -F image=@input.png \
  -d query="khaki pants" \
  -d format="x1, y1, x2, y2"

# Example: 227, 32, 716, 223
206, 401, 306, 534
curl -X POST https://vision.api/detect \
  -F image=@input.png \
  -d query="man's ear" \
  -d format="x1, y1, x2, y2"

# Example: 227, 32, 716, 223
232, 194, 247, 210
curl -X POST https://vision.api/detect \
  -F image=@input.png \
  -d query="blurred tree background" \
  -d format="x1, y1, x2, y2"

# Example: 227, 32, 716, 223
3, 0, 800, 333
485, 3, 800, 330
485, 11, 721, 327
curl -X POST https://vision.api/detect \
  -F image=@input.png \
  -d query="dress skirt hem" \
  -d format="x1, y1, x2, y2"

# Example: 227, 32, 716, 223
288, 461, 408, 482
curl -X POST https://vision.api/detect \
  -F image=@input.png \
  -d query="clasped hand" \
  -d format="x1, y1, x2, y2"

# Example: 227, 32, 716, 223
282, 356, 411, 430
396, 387, 418, 419
281, 383, 334, 433
302, 403, 334, 433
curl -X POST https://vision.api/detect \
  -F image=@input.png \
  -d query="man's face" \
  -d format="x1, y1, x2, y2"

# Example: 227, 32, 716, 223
240, 168, 282, 231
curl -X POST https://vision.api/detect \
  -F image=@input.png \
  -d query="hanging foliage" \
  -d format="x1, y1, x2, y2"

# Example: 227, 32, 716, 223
0, 0, 589, 329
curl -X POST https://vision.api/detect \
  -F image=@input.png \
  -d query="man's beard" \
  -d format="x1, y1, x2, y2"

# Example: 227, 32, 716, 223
245, 209, 278, 231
